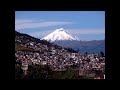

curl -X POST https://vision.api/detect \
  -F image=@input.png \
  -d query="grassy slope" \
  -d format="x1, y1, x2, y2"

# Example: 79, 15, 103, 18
15, 44, 34, 52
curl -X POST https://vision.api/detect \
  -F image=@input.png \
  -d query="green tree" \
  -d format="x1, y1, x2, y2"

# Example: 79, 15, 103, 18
100, 51, 104, 57
85, 52, 88, 54
61, 68, 74, 79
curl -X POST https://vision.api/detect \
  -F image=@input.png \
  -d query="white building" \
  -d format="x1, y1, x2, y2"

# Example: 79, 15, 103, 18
41, 61, 47, 65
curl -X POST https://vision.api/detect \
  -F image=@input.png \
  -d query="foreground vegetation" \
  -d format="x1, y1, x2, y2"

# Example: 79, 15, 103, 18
15, 64, 103, 79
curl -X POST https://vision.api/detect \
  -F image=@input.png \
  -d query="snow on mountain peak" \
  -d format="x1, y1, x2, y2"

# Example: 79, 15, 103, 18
55, 28, 64, 31
41, 28, 80, 42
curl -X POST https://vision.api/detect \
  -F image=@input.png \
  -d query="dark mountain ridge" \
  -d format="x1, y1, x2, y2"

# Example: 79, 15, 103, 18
54, 40, 105, 54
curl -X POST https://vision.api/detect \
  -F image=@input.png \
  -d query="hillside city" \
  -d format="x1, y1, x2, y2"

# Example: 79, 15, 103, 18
15, 31, 105, 79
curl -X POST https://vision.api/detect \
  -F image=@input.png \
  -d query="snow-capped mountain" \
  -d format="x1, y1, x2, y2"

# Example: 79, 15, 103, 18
41, 28, 80, 42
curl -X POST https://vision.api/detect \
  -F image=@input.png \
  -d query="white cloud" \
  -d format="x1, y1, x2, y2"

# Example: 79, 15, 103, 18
15, 19, 33, 25
28, 30, 54, 38
15, 19, 74, 30
67, 29, 105, 35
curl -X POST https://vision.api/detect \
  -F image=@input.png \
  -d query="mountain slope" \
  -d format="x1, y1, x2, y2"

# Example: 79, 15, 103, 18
41, 28, 79, 42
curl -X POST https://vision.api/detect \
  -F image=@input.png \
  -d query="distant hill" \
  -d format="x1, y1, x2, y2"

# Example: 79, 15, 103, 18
15, 30, 54, 45
54, 40, 105, 54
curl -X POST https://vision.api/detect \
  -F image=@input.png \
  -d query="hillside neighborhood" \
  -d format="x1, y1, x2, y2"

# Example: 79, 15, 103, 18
15, 31, 105, 79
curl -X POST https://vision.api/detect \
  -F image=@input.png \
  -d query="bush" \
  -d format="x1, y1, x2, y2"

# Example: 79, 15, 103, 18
15, 65, 24, 79
61, 68, 74, 79
100, 51, 104, 57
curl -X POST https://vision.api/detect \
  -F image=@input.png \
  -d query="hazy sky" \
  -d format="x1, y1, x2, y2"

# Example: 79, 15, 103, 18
15, 11, 105, 41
